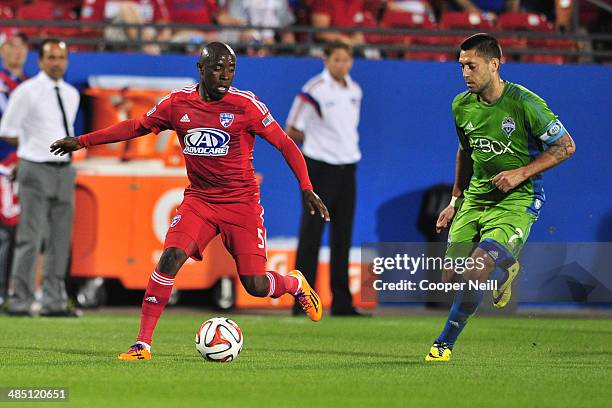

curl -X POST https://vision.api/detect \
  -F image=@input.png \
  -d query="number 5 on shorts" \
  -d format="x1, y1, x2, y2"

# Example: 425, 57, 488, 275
257, 228, 266, 249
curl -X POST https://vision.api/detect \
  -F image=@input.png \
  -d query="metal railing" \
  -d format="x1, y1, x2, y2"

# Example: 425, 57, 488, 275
1, 19, 611, 61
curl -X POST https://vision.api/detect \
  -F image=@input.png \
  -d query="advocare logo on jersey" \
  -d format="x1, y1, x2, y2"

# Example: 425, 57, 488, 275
183, 128, 230, 156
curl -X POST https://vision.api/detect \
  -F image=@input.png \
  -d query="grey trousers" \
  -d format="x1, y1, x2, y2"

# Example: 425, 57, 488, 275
9, 159, 76, 313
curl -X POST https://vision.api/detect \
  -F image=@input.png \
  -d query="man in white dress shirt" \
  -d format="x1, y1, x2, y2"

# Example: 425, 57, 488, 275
286, 41, 363, 316
0, 39, 80, 317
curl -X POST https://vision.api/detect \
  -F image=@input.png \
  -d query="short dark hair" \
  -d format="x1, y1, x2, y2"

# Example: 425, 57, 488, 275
460, 33, 502, 60
15, 32, 29, 45
324, 41, 352, 58
0, 31, 28, 47
39, 38, 67, 59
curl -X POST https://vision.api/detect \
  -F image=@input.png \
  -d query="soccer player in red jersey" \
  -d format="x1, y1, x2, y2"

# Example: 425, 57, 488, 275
50, 42, 330, 361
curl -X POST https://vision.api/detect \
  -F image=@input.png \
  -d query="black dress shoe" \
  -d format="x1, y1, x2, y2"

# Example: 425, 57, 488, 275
331, 309, 371, 317
40, 308, 82, 318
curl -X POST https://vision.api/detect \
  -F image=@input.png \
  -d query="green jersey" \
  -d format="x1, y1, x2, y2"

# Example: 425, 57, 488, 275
452, 81, 566, 213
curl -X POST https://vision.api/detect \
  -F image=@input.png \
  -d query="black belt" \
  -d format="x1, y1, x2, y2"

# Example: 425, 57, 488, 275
42, 161, 71, 167
305, 156, 357, 170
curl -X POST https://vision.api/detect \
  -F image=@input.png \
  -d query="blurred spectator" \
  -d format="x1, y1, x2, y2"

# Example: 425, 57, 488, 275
449, 0, 519, 21
81, 0, 172, 54
520, 0, 573, 32
1, 39, 80, 317
386, 0, 435, 17
164, 0, 243, 47
383, 0, 437, 26
310, 0, 370, 46
219, 0, 296, 53
0, 31, 28, 308
286, 41, 363, 316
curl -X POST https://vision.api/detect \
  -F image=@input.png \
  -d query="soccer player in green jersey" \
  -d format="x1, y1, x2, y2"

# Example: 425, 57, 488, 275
425, 33, 576, 362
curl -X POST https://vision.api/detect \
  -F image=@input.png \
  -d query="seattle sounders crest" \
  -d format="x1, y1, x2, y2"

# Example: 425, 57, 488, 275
502, 116, 516, 138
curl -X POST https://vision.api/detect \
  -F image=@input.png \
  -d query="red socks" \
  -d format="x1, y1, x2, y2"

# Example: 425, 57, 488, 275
265, 271, 300, 298
137, 270, 175, 346
136, 268, 297, 346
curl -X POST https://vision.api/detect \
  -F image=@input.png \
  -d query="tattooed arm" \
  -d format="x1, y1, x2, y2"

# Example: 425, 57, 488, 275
492, 133, 576, 193
525, 132, 576, 173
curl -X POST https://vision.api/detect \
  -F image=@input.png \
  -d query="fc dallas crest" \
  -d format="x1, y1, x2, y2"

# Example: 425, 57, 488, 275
219, 113, 234, 128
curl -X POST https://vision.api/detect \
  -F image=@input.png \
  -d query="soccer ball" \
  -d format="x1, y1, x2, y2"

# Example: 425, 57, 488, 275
195, 317, 243, 362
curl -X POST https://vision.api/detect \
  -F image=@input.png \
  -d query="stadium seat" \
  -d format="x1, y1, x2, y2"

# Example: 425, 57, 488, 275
380, 10, 436, 34
16, 0, 82, 43
521, 36, 576, 64
439, 11, 495, 30
521, 54, 565, 64
47, 8, 81, 40
378, 10, 447, 61
0, 6, 14, 20
15, 1, 55, 37
438, 12, 496, 61
497, 12, 550, 31
498, 12, 574, 64
358, 10, 381, 42
496, 12, 545, 61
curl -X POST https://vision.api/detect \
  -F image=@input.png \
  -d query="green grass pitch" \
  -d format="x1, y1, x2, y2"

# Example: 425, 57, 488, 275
1, 311, 611, 408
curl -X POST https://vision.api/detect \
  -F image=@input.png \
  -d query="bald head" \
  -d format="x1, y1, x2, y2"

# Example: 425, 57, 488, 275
196, 42, 237, 102
199, 42, 236, 66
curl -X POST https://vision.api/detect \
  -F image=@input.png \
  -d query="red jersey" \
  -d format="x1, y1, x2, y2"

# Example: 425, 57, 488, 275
311, 0, 367, 27
165, 0, 218, 24
90, 84, 312, 203
0, 66, 25, 227
79, 84, 312, 202
0, 151, 19, 226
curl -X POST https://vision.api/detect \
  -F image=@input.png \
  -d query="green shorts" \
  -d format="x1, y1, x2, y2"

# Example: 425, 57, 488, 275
446, 199, 538, 263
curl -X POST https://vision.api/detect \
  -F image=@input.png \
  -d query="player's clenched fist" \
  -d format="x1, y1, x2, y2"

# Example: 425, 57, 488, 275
436, 205, 456, 233
491, 168, 527, 193
50, 137, 82, 156
303, 189, 330, 222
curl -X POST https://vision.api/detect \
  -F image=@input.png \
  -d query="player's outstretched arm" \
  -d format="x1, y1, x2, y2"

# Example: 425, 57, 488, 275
303, 189, 330, 221
436, 148, 473, 233
49, 118, 152, 156
50, 136, 83, 156
492, 133, 576, 193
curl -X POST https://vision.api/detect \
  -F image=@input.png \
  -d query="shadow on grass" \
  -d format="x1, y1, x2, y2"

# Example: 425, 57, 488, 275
5, 345, 426, 369
251, 347, 397, 358
249, 347, 422, 365
4, 345, 113, 359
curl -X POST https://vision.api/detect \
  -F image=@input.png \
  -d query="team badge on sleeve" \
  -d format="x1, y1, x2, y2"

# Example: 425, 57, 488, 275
501, 116, 516, 138
219, 113, 234, 128
262, 112, 274, 127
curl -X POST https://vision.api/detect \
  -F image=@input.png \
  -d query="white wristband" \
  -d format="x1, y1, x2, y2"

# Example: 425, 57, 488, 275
449, 196, 463, 208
